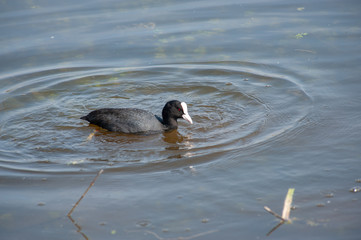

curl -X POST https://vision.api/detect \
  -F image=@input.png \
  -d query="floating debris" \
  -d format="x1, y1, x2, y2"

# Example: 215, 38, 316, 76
349, 186, 361, 193
324, 193, 334, 198
67, 159, 85, 165
306, 220, 319, 227
189, 166, 197, 174
201, 218, 209, 223
86, 131, 96, 141
295, 33, 308, 39
136, 219, 151, 227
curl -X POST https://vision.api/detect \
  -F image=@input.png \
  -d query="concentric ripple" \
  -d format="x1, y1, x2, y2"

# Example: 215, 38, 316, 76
0, 61, 313, 173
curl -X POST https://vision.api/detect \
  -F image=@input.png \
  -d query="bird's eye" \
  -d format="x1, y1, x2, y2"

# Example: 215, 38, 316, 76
178, 108, 181, 112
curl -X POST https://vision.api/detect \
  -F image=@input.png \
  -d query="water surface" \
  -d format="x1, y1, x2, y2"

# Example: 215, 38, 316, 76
1, 0, 361, 239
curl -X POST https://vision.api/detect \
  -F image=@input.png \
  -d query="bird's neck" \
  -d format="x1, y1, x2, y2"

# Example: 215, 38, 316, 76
162, 114, 178, 129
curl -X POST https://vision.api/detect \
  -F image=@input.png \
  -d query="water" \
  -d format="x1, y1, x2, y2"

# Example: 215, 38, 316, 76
1, 0, 361, 239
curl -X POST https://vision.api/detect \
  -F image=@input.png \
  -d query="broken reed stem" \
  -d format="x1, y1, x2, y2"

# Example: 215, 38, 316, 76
264, 188, 295, 236
264, 188, 295, 222
67, 169, 104, 217
282, 188, 295, 221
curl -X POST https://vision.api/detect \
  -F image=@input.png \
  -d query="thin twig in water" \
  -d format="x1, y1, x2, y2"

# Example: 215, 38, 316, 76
67, 169, 104, 217
266, 221, 284, 236
264, 206, 285, 222
294, 49, 316, 54
68, 214, 89, 240
67, 169, 103, 240
145, 229, 218, 240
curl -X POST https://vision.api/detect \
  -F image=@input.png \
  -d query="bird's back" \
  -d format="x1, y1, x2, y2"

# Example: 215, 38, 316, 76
81, 108, 164, 133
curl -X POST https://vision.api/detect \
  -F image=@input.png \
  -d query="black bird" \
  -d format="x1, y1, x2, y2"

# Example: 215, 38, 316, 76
80, 100, 193, 134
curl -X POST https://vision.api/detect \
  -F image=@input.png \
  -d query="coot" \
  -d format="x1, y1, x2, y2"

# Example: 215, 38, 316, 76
80, 100, 193, 134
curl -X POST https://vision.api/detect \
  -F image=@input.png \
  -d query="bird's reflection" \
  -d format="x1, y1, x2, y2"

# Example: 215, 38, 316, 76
162, 130, 195, 160
162, 130, 184, 144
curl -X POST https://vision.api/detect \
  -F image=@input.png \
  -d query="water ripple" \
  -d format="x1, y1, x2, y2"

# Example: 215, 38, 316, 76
0, 61, 314, 174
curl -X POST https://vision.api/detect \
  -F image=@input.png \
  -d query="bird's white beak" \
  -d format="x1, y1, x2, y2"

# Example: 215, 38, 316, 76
181, 102, 193, 124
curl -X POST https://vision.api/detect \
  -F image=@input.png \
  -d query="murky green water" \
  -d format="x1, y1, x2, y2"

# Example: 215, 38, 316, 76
1, 0, 361, 239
